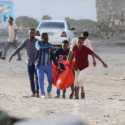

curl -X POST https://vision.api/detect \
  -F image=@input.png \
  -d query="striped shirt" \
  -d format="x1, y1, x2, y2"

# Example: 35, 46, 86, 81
35, 41, 55, 66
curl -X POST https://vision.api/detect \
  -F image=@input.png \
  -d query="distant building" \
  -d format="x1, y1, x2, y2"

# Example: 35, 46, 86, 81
0, 0, 15, 29
96, 0, 125, 28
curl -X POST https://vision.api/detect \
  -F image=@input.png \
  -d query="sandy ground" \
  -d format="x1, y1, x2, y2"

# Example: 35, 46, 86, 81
0, 39, 125, 125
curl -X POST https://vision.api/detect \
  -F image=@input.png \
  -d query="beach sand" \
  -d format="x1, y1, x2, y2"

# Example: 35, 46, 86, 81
0, 39, 125, 125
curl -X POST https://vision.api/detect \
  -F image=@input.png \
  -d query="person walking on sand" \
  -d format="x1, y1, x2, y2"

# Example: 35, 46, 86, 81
70, 31, 96, 67
9, 28, 39, 97
71, 37, 108, 99
69, 31, 96, 99
54, 40, 74, 99
81, 31, 96, 66
1, 17, 21, 60
35, 33, 55, 98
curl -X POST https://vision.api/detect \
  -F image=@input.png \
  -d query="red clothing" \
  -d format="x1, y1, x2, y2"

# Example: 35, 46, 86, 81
73, 45, 93, 70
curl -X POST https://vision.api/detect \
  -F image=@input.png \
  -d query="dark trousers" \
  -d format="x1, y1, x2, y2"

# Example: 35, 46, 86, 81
56, 84, 74, 96
27, 64, 39, 94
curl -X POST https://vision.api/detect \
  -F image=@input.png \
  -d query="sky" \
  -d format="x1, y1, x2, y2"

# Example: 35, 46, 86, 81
12, 0, 97, 21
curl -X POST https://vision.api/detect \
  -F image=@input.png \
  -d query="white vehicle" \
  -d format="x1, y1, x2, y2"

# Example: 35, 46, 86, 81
37, 20, 75, 45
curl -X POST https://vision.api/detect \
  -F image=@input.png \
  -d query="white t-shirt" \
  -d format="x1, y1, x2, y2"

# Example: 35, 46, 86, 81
35, 36, 41, 41
8, 23, 17, 42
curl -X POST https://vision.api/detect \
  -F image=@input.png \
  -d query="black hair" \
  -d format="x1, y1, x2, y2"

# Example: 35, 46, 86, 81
78, 37, 84, 40
83, 31, 89, 37
9, 17, 14, 21
63, 40, 69, 44
42, 32, 48, 38
36, 30, 40, 35
30, 28, 36, 32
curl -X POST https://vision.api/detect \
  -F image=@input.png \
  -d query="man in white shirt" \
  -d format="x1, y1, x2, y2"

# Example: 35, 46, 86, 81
1, 17, 21, 60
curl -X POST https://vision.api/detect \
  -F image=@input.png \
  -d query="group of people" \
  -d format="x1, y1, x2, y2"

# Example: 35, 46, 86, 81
9, 28, 71, 99
0, 17, 108, 99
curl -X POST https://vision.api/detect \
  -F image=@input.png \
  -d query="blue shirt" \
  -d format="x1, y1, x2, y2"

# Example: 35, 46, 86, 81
35, 41, 55, 66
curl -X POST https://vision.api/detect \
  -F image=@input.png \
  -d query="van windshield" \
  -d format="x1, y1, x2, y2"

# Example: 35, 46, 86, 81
39, 22, 65, 29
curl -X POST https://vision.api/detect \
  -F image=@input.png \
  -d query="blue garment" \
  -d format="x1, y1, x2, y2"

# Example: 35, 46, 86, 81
35, 41, 55, 66
37, 64, 52, 95
35, 41, 54, 50
36, 41, 54, 95
56, 89, 61, 96
56, 89, 66, 97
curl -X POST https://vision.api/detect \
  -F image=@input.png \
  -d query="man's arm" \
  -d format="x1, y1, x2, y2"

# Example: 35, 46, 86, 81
92, 52, 108, 68
9, 41, 26, 62
67, 51, 73, 61
85, 39, 96, 66
51, 49, 58, 65
85, 39, 93, 50
35, 50, 40, 64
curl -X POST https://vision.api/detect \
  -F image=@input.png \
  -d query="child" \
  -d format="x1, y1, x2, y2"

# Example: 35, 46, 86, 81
70, 31, 96, 67
69, 32, 96, 99
54, 40, 73, 98
72, 37, 108, 99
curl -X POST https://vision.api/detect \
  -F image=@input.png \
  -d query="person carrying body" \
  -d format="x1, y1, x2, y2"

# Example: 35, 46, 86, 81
35, 32, 55, 98
9, 28, 39, 97
54, 40, 71, 98
71, 37, 108, 99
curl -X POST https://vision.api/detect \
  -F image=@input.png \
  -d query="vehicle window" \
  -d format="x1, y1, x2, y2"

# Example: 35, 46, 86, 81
40, 22, 65, 29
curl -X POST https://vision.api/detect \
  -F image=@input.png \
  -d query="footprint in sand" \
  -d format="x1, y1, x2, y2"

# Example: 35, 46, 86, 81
119, 99, 125, 102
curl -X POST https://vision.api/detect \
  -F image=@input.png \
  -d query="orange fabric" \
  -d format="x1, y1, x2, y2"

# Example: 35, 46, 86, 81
52, 61, 74, 90
52, 64, 58, 86
56, 66, 74, 90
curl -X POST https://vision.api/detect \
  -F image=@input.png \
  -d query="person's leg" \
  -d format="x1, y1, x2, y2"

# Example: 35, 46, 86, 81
0, 49, 2, 58
81, 86, 85, 99
76, 86, 79, 99
69, 70, 75, 99
27, 64, 36, 96
78, 69, 87, 99
56, 89, 60, 98
74, 70, 80, 99
62, 89, 66, 99
1, 42, 10, 59
13, 41, 21, 60
69, 84, 74, 99
37, 65, 45, 96
45, 64, 52, 94
35, 66, 39, 97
